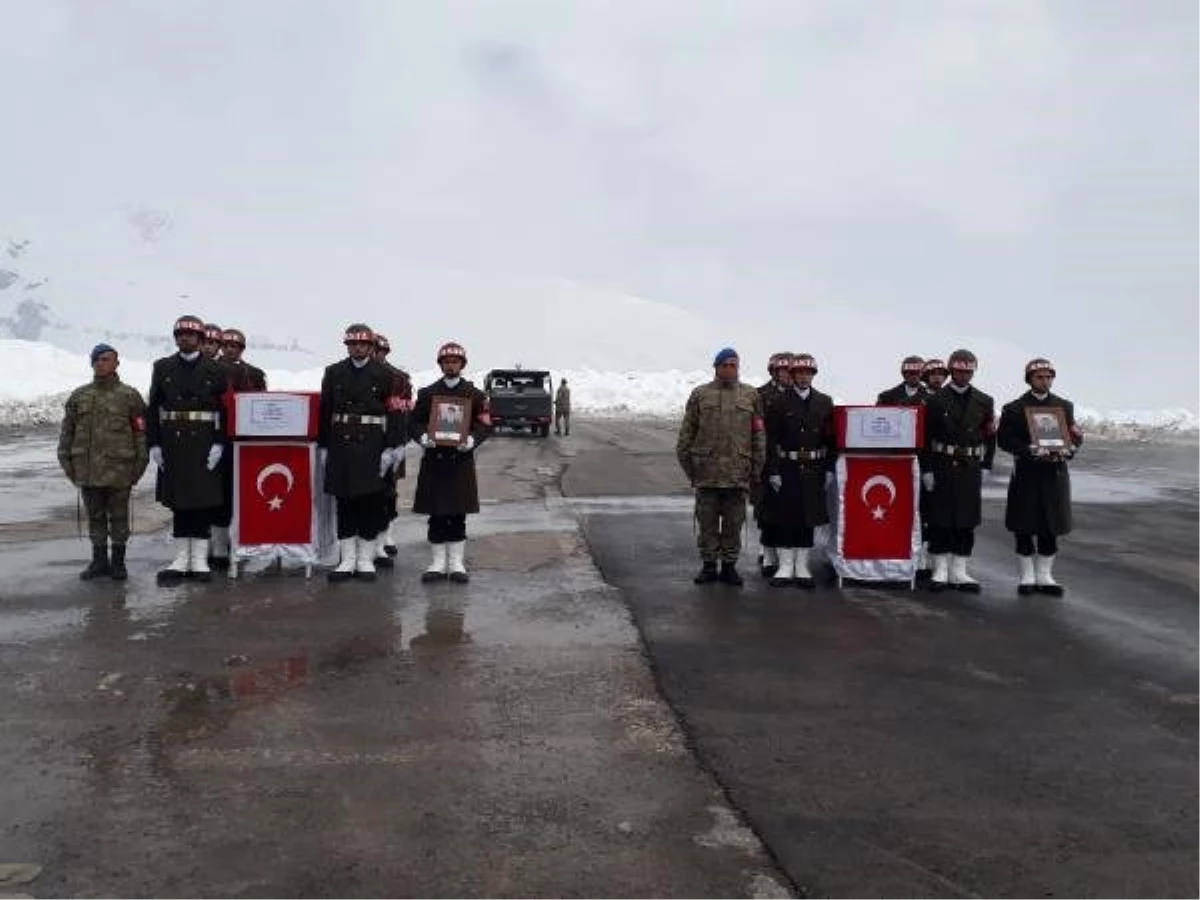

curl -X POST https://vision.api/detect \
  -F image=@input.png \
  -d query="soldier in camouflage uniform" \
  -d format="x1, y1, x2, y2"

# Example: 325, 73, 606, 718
676, 347, 767, 586
58, 343, 150, 581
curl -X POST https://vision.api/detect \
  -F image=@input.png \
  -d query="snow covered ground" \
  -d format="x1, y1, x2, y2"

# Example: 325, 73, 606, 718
1, 339, 1195, 437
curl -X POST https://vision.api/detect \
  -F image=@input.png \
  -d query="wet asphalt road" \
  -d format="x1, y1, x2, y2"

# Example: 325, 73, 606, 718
0, 421, 1196, 897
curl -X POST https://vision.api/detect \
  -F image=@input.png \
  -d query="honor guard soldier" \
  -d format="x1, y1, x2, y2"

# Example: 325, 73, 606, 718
997, 358, 1083, 596
760, 353, 836, 588
922, 358, 948, 391
921, 348, 996, 592
370, 332, 414, 566
676, 347, 767, 586
57, 343, 149, 581
878, 355, 933, 576
219, 328, 267, 391
318, 323, 408, 582
201, 323, 224, 361
146, 315, 230, 582
755, 352, 793, 576
409, 342, 492, 583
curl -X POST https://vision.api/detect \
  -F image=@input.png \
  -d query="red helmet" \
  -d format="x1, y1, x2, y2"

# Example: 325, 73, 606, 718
1024, 357, 1056, 383
767, 351, 791, 373
901, 355, 925, 374
790, 353, 818, 374
343, 323, 374, 344
437, 342, 467, 365
221, 328, 246, 348
172, 315, 205, 337
374, 333, 391, 353
203, 323, 223, 342
922, 358, 948, 375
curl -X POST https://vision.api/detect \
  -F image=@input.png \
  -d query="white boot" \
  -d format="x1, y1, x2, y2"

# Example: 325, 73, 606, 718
917, 544, 931, 572
447, 540, 469, 583
354, 537, 377, 579
157, 538, 192, 582
1034, 554, 1063, 596
949, 554, 980, 592
190, 538, 212, 581
210, 526, 230, 558
769, 547, 795, 586
1017, 555, 1037, 595
422, 542, 448, 582
794, 547, 815, 589
328, 537, 357, 581
762, 545, 779, 574
929, 554, 950, 592
385, 518, 399, 555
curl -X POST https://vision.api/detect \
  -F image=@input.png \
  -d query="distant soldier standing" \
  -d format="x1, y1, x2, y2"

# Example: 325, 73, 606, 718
410, 342, 492, 583
219, 328, 267, 391
370, 332, 413, 566
760, 354, 835, 589
877, 355, 933, 576
57, 343, 149, 581
997, 358, 1083, 596
201, 323, 224, 361
922, 358, 948, 392
921, 348, 996, 592
146, 315, 230, 582
554, 378, 572, 436
755, 352, 793, 576
676, 347, 767, 586
318, 324, 407, 583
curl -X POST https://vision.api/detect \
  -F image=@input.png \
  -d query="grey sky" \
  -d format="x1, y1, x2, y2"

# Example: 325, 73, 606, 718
2, 0, 1196, 407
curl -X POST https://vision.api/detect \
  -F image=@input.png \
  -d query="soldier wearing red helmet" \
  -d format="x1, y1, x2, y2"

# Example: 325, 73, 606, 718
146, 315, 231, 583
753, 352, 793, 576
409, 341, 493, 583
759, 352, 836, 588
921, 358, 948, 391
368, 332, 413, 566
920, 348, 996, 593
877, 355, 934, 576
997, 358, 1083, 596
201, 323, 224, 361
318, 323, 408, 583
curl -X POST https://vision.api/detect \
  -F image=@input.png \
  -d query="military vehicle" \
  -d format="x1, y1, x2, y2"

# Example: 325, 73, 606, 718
484, 368, 554, 437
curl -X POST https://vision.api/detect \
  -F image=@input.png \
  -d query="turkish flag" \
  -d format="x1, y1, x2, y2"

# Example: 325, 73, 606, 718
235, 442, 315, 546
840, 455, 918, 560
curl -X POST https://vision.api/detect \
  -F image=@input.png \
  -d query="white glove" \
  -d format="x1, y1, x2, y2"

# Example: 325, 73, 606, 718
378, 448, 395, 478
317, 446, 328, 467
824, 471, 835, 488
419, 433, 435, 449
768, 474, 782, 492
206, 443, 224, 471
149, 446, 164, 469
457, 434, 476, 453
921, 472, 935, 492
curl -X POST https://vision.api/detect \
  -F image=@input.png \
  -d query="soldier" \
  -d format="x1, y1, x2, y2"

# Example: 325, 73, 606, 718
997, 358, 1083, 596
317, 323, 407, 583
755, 352, 793, 576
57, 343, 149, 581
922, 358, 948, 392
370, 332, 413, 566
676, 347, 767, 586
146, 315, 230, 583
201, 323, 224, 360
205, 327, 268, 569
877, 355, 929, 405
409, 342, 492, 583
760, 353, 836, 588
554, 378, 572, 436
921, 348, 996, 592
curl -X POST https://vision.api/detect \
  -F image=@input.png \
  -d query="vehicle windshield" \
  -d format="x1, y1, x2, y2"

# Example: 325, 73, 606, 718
491, 374, 546, 391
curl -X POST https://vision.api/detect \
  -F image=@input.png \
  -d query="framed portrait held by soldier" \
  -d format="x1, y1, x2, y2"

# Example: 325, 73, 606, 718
1026, 407, 1069, 449
430, 396, 472, 446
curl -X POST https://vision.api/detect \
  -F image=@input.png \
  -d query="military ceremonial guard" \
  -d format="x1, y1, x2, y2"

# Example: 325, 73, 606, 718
754, 352, 793, 576
760, 353, 836, 588
877, 355, 934, 576
676, 347, 767, 586
922, 358, 948, 392
997, 358, 1083, 596
57, 343, 149, 581
920, 348, 996, 592
318, 323, 408, 583
410, 342, 492, 583
371, 333, 413, 566
146, 315, 230, 583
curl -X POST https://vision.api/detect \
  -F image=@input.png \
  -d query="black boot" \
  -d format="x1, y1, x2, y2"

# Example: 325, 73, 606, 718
693, 561, 719, 584
80, 543, 110, 580
718, 561, 743, 586
109, 544, 128, 581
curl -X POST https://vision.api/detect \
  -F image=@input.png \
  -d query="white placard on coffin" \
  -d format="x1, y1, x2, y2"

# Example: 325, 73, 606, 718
234, 392, 312, 438
837, 405, 921, 450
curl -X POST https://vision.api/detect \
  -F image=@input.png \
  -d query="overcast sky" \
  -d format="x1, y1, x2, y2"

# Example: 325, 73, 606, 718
2, 0, 1196, 407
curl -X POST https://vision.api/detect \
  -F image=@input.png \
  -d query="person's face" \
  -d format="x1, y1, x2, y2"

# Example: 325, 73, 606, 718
222, 341, 244, 362
775, 367, 794, 387
715, 358, 739, 383
792, 368, 815, 389
440, 356, 465, 378
201, 338, 221, 358
346, 340, 373, 362
903, 370, 922, 388
950, 368, 974, 388
926, 371, 947, 390
175, 331, 201, 353
1028, 371, 1054, 392
92, 351, 119, 378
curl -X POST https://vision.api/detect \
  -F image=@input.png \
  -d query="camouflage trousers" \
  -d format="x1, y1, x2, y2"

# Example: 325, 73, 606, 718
694, 487, 748, 563
81, 486, 132, 545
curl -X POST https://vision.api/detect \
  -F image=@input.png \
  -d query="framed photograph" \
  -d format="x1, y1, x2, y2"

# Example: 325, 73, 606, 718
429, 395, 472, 447
1026, 407, 1069, 449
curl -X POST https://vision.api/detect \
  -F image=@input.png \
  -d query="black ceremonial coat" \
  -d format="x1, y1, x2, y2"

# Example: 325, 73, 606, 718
146, 353, 228, 510
997, 392, 1080, 536
921, 385, 996, 529
318, 358, 403, 499
409, 378, 492, 516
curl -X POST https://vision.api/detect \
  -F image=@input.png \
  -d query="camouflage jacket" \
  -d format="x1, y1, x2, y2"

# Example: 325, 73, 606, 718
676, 379, 766, 489
58, 375, 149, 489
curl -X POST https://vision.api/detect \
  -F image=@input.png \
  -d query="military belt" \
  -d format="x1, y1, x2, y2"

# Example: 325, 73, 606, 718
332, 413, 385, 426
931, 441, 984, 459
777, 448, 827, 461
160, 410, 219, 424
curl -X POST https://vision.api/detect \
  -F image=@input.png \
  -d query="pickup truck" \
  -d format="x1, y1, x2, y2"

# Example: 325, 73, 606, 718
484, 368, 554, 437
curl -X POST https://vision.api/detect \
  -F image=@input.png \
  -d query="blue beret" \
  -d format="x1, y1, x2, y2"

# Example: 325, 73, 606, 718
712, 347, 738, 367
90, 343, 117, 364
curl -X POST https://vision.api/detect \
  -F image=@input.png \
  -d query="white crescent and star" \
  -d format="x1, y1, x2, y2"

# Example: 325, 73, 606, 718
256, 462, 295, 511
860, 474, 897, 521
